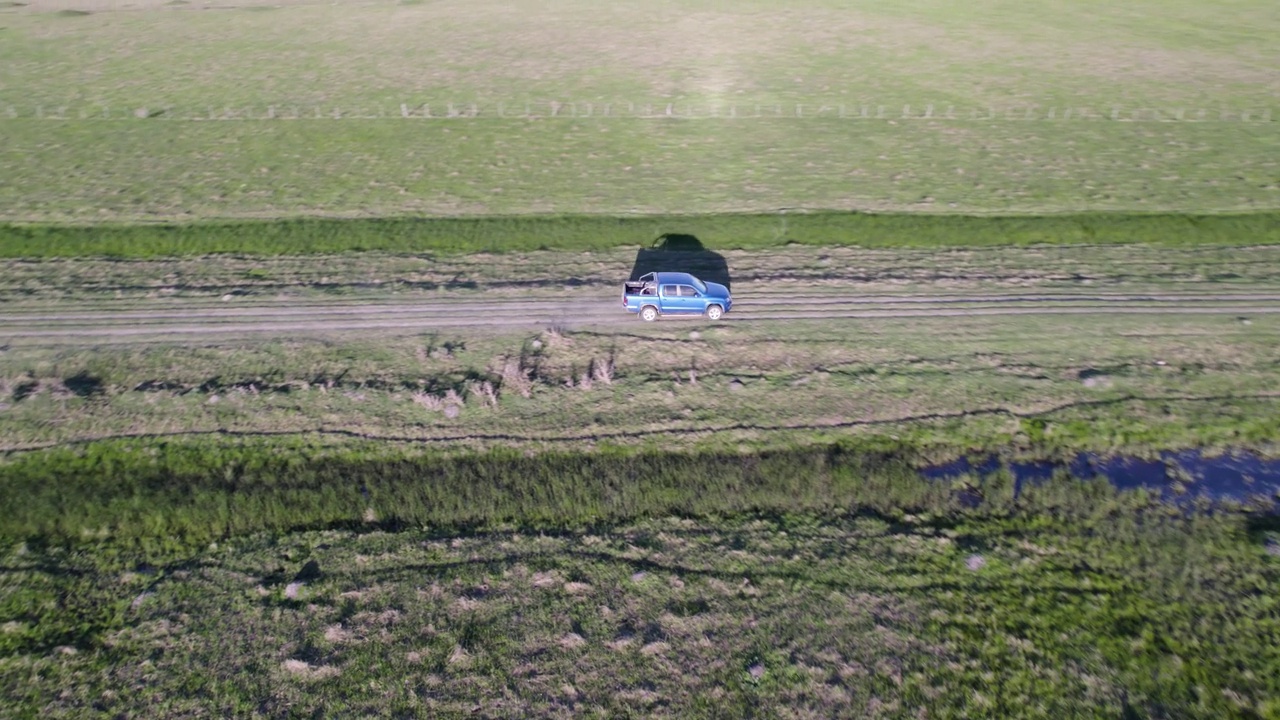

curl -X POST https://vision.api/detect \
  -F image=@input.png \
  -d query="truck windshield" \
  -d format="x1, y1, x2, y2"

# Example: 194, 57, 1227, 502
690, 277, 707, 294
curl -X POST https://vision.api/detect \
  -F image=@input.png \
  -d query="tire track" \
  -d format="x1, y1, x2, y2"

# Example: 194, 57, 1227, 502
1, 289, 1277, 342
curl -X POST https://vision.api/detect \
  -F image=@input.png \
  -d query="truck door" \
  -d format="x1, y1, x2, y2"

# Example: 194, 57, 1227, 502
659, 284, 689, 314
680, 284, 709, 313
661, 284, 700, 314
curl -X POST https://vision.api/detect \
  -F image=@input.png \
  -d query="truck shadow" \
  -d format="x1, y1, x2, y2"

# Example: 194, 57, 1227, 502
629, 234, 732, 291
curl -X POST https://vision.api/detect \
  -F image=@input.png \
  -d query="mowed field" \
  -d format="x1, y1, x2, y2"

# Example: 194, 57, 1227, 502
1, 0, 1278, 220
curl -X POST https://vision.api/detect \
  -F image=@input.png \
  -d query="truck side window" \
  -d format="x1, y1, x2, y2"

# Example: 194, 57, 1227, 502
678, 285, 697, 297
661, 285, 677, 297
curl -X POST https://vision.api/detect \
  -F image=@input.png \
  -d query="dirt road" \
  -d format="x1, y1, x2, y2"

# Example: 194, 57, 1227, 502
3, 288, 1278, 343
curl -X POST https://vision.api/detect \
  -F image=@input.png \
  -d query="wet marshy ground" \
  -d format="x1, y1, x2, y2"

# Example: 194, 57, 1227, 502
924, 449, 1280, 507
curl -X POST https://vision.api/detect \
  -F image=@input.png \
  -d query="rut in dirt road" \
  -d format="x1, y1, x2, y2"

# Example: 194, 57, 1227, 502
1, 290, 1278, 342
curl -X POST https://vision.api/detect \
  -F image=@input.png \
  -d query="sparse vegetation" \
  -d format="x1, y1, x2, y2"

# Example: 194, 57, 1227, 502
2, 308, 1278, 454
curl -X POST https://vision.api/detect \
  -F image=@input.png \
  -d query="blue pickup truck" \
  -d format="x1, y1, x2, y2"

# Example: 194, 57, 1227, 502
622, 271, 733, 321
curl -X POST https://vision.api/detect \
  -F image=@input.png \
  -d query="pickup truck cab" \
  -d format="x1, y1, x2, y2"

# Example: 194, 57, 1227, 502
622, 271, 732, 321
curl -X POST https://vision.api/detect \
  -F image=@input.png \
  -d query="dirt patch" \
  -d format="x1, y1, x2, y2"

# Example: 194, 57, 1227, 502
558, 633, 586, 649
1078, 369, 1113, 388
640, 641, 669, 656
281, 659, 340, 680
531, 571, 561, 588
324, 625, 352, 643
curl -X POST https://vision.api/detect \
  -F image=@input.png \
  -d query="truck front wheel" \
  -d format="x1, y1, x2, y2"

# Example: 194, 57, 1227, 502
705, 304, 723, 321
640, 305, 659, 322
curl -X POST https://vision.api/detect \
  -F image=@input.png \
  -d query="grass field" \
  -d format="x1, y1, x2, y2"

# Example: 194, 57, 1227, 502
2, 0, 1277, 221
4, 503, 1279, 718
4, 1, 1280, 715
8, 0, 1277, 109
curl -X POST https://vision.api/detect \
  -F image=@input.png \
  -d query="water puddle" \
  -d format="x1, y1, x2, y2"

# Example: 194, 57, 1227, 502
922, 449, 1280, 507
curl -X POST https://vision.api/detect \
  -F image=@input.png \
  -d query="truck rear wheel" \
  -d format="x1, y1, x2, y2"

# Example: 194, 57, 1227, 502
705, 304, 723, 321
640, 305, 659, 322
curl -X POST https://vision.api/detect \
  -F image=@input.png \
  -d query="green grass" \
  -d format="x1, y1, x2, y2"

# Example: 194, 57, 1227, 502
3, 211, 1280, 257
1, 0, 1277, 220
3, 2, 1279, 713
0, 426, 1276, 563
0, 438, 958, 557
3, 503, 1278, 718
2, 117, 1275, 221
8, 0, 1277, 110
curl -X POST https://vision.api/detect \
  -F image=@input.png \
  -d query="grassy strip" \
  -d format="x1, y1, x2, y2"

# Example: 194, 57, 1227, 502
0, 436, 1141, 560
3, 211, 1279, 258
0, 438, 939, 558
